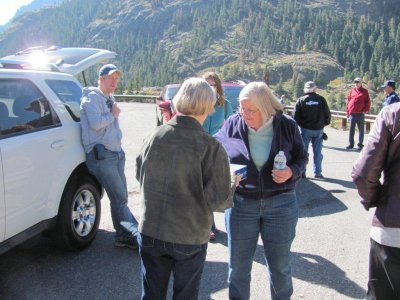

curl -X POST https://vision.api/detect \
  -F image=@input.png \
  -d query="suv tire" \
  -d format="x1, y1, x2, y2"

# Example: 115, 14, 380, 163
53, 174, 101, 250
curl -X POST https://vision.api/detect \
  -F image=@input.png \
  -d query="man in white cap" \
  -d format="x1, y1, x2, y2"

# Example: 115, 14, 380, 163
80, 64, 139, 249
294, 81, 331, 178
346, 77, 371, 150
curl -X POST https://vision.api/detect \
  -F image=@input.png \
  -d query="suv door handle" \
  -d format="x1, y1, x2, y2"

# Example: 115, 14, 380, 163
51, 140, 65, 149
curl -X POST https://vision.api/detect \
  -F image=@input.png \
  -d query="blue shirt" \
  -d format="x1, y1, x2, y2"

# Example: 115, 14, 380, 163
248, 118, 274, 171
80, 87, 122, 153
384, 92, 400, 106
203, 100, 233, 135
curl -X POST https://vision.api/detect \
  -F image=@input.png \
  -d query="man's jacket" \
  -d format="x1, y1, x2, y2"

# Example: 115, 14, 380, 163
214, 112, 308, 200
294, 92, 331, 130
384, 91, 400, 106
346, 86, 371, 115
352, 102, 400, 228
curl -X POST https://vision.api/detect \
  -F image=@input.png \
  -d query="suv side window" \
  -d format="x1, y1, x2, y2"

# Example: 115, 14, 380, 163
46, 79, 82, 121
0, 79, 61, 138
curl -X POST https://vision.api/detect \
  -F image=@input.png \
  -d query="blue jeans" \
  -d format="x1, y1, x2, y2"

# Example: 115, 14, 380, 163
225, 192, 298, 300
349, 113, 364, 147
300, 127, 324, 175
86, 148, 138, 239
138, 234, 208, 300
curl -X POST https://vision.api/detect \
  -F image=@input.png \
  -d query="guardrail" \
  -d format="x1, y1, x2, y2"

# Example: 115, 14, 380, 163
114, 96, 377, 133
284, 105, 377, 133
114, 94, 157, 103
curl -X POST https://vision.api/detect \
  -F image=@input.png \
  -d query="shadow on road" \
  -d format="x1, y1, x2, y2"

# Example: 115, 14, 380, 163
296, 179, 348, 217
324, 145, 361, 153
291, 252, 366, 299
214, 231, 366, 299
0, 229, 228, 300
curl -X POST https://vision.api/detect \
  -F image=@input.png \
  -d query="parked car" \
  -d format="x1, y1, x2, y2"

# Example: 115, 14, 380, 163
155, 80, 246, 125
156, 83, 180, 125
0, 46, 115, 254
222, 80, 246, 112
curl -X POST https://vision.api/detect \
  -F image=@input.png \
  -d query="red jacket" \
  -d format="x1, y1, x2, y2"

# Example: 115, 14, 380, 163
346, 86, 371, 115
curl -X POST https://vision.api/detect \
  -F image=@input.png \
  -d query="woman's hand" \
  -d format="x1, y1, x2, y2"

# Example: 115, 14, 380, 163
271, 166, 293, 183
231, 174, 243, 188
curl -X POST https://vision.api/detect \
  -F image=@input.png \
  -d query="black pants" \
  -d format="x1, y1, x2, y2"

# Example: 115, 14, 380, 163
367, 239, 400, 300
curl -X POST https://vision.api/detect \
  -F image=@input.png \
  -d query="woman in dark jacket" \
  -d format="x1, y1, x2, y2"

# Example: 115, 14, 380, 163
135, 77, 235, 300
215, 82, 308, 300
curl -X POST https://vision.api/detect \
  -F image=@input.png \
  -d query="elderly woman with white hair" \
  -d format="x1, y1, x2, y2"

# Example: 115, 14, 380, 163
135, 77, 236, 300
215, 81, 308, 300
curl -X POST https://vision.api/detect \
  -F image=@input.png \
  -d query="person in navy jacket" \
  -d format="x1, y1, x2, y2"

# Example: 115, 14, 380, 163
215, 81, 308, 300
381, 80, 400, 107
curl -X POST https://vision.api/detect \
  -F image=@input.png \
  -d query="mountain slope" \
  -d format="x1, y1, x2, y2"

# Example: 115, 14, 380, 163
0, 0, 398, 111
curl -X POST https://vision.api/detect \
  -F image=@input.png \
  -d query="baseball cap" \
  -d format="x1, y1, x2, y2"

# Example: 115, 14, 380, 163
99, 64, 121, 77
381, 80, 396, 89
354, 77, 362, 83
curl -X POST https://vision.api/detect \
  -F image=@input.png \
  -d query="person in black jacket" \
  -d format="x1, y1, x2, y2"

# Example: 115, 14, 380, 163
294, 81, 331, 178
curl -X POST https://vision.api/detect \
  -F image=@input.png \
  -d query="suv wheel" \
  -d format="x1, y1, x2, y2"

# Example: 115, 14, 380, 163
53, 175, 101, 250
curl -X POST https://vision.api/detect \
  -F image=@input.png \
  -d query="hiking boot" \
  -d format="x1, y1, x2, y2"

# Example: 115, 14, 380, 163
114, 236, 138, 249
314, 173, 324, 179
345, 145, 354, 150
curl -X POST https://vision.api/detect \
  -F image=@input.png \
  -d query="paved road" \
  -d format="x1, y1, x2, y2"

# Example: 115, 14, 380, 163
0, 103, 372, 299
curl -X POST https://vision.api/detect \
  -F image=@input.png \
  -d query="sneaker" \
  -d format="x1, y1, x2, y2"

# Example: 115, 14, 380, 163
357, 144, 364, 150
345, 145, 354, 150
314, 173, 324, 179
114, 236, 138, 249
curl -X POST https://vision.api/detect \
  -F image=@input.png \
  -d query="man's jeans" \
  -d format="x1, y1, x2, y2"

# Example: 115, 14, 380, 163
349, 113, 365, 147
86, 148, 138, 239
138, 234, 208, 300
300, 127, 324, 175
225, 192, 298, 300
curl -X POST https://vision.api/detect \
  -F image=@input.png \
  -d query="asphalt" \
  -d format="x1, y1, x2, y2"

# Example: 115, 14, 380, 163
0, 103, 372, 300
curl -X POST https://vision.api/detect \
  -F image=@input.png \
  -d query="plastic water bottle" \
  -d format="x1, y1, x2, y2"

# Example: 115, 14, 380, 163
273, 151, 287, 170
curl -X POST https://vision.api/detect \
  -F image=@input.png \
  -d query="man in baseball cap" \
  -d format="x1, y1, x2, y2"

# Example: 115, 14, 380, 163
381, 80, 400, 106
80, 63, 139, 250
345, 77, 371, 150
98, 64, 122, 77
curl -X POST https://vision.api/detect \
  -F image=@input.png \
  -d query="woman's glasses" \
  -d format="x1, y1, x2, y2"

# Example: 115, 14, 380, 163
239, 106, 259, 116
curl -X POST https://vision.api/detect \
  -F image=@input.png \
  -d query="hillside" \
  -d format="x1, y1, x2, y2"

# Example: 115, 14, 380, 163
0, 0, 398, 113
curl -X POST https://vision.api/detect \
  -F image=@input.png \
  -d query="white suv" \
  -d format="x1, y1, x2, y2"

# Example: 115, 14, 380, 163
0, 46, 115, 254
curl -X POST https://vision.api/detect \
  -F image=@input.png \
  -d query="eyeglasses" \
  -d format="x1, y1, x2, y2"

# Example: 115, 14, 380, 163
239, 106, 259, 116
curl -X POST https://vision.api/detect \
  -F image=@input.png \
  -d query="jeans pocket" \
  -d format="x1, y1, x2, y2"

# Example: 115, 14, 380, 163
233, 193, 245, 208
138, 234, 155, 248
173, 244, 202, 256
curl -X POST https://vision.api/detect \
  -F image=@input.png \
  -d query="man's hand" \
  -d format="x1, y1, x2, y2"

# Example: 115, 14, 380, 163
111, 102, 121, 118
271, 166, 293, 183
